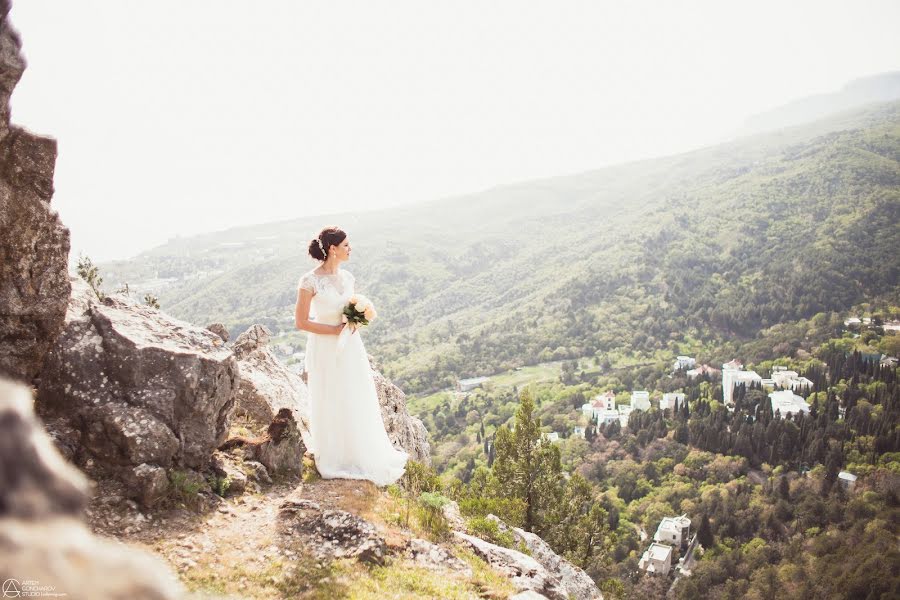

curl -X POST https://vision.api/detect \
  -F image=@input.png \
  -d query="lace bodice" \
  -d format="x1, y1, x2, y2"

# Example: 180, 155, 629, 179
298, 269, 356, 325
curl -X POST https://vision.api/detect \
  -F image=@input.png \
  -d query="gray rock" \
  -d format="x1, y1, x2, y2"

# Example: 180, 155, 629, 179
0, 375, 185, 599
232, 323, 310, 445
242, 460, 272, 485
0, 1, 70, 384
442, 499, 468, 533
222, 408, 305, 479
211, 452, 248, 495
513, 529, 602, 600
0, 377, 88, 519
37, 279, 238, 505
279, 498, 387, 565
233, 324, 271, 358
125, 464, 171, 508
405, 537, 472, 576
371, 369, 431, 464
453, 531, 568, 600
486, 515, 603, 600
206, 322, 229, 342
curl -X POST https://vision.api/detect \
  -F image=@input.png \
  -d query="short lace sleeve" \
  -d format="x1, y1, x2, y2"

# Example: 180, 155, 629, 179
298, 272, 317, 294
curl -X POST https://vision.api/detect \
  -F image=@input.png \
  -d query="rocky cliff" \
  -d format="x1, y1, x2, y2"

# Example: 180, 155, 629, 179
0, 0, 71, 383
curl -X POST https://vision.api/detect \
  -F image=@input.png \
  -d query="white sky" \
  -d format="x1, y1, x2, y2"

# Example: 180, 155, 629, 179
8, 0, 900, 262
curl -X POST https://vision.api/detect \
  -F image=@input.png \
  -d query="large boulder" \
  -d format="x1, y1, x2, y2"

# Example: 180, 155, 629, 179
36, 278, 238, 504
0, 376, 186, 600
0, 0, 70, 384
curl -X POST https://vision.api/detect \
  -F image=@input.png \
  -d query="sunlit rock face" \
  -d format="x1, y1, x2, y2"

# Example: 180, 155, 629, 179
0, 0, 71, 384
37, 278, 239, 505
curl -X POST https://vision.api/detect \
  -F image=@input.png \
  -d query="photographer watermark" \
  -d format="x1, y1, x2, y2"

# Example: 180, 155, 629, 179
2, 579, 67, 598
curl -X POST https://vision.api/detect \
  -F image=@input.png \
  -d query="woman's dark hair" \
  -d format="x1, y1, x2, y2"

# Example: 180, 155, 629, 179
308, 226, 347, 261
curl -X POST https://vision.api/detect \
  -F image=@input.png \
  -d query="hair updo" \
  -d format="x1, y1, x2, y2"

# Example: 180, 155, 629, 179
308, 226, 347, 261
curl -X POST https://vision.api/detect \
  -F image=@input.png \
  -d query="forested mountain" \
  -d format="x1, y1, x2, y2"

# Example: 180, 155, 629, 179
101, 100, 900, 394
738, 71, 900, 136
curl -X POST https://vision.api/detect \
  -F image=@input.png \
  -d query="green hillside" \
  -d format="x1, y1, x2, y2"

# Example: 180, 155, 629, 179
101, 101, 900, 394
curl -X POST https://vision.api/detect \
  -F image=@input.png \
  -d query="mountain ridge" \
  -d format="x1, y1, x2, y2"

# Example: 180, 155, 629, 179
101, 99, 900, 393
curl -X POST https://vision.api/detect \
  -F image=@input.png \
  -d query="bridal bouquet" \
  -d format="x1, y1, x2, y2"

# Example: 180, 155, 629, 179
336, 295, 377, 353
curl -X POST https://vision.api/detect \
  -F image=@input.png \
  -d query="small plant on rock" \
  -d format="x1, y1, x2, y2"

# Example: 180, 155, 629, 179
208, 473, 231, 497
76, 254, 106, 301
168, 469, 203, 508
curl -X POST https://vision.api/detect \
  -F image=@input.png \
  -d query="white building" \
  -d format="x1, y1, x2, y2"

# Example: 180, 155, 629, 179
599, 409, 621, 426
597, 391, 616, 410
660, 393, 686, 411
768, 390, 810, 418
457, 376, 490, 392
639, 542, 673, 576
654, 515, 691, 548
631, 391, 651, 411
722, 359, 744, 371
541, 431, 560, 443
583, 391, 637, 429
581, 391, 616, 421
722, 361, 762, 405
673, 356, 696, 371
838, 470, 858, 490
771, 369, 814, 392
572, 426, 585, 439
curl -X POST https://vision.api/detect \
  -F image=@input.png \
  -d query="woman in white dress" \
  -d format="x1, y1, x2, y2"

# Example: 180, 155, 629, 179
294, 226, 408, 486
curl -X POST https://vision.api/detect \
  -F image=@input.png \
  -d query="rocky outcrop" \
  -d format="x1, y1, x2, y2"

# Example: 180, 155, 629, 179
0, 376, 186, 600
487, 514, 603, 600
232, 324, 311, 446
206, 322, 229, 342
372, 369, 431, 464
36, 278, 238, 505
0, 1, 70, 384
440, 502, 603, 600
453, 531, 569, 600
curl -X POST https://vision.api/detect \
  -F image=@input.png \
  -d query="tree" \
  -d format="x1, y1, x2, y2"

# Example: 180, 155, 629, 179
697, 513, 713, 548
76, 254, 106, 301
545, 473, 611, 568
492, 388, 564, 533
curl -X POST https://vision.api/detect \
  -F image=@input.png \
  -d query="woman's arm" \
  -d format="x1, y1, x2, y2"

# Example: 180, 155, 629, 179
294, 288, 343, 335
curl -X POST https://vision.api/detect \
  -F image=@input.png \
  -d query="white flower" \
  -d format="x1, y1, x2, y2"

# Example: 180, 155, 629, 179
353, 296, 370, 312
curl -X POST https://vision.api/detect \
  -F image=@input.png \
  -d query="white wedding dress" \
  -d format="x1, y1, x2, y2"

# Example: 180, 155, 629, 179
297, 268, 408, 486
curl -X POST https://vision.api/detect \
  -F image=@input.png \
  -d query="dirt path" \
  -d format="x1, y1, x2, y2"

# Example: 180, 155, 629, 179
85, 477, 511, 599
85, 477, 378, 597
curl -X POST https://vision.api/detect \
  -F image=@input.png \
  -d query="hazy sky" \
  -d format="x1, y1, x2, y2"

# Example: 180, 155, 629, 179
9, 1, 900, 262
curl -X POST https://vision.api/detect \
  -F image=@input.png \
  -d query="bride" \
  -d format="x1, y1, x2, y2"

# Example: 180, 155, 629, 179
294, 226, 408, 486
